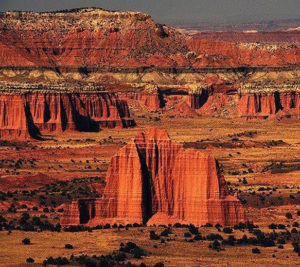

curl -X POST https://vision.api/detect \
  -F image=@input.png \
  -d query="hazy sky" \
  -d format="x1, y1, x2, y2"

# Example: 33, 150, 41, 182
0, 0, 299, 24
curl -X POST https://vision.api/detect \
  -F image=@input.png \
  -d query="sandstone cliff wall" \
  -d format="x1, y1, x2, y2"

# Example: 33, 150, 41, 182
0, 92, 135, 140
237, 91, 300, 119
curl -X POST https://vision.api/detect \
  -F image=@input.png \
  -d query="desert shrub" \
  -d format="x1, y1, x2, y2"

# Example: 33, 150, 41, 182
261, 238, 275, 247
291, 228, 298, 234
215, 223, 222, 229
194, 234, 203, 241
188, 225, 199, 235
0, 215, 7, 223
278, 224, 286, 229
293, 222, 299, 228
160, 228, 171, 237
114, 253, 126, 261
119, 242, 146, 259
252, 248, 261, 254
26, 257, 34, 263
22, 238, 31, 245
65, 243, 74, 249
222, 235, 236, 246
285, 212, 293, 219
268, 223, 277, 229
209, 240, 221, 250
149, 230, 160, 240
184, 232, 192, 238
206, 233, 223, 241
43, 256, 69, 265
223, 227, 233, 234
277, 238, 286, 244
153, 262, 165, 267
103, 223, 111, 229
237, 234, 249, 245
43, 208, 49, 213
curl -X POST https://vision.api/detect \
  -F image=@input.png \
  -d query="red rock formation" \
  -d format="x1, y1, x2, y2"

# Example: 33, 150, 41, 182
137, 94, 162, 111
0, 94, 37, 140
237, 92, 300, 119
193, 31, 300, 44
0, 9, 299, 68
62, 128, 245, 226
0, 92, 135, 140
61, 199, 101, 226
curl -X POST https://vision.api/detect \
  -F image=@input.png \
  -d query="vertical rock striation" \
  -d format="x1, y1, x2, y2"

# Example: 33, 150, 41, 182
0, 94, 39, 140
62, 128, 245, 226
0, 92, 135, 140
237, 92, 300, 119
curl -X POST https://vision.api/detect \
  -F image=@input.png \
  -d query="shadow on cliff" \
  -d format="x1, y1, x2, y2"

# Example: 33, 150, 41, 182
24, 104, 44, 140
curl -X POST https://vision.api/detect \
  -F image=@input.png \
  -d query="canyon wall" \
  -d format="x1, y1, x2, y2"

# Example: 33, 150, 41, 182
0, 92, 135, 140
0, 94, 38, 140
237, 91, 300, 119
62, 128, 245, 227
119, 85, 299, 119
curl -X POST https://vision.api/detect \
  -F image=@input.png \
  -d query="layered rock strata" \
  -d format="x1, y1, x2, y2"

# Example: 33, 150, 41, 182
0, 8, 299, 69
61, 128, 245, 226
0, 94, 38, 140
237, 92, 300, 119
0, 92, 135, 139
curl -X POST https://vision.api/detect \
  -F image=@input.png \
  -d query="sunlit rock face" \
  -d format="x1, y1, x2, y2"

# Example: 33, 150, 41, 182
0, 8, 299, 69
62, 128, 245, 227
0, 94, 35, 140
0, 92, 135, 140
237, 92, 300, 119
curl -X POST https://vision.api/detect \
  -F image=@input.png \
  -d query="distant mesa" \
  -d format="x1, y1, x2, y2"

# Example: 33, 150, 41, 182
0, 8, 299, 69
61, 128, 245, 227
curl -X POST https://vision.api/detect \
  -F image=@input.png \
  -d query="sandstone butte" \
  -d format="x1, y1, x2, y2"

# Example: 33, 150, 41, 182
0, 8, 299, 68
0, 92, 135, 140
61, 128, 246, 227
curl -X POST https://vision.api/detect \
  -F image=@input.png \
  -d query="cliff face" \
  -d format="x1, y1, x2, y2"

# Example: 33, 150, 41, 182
0, 94, 39, 140
0, 8, 188, 68
0, 8, 299, 69
237, 92, 300, 119
0, 92, 135, 139
62, 128, 245, 226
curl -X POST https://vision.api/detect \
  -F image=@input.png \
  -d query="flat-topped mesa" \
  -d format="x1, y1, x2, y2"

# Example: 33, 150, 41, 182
62, 128, 245, 227
1, 8, 299, 70
0, 92, 135, 140
237, 91, 300, 119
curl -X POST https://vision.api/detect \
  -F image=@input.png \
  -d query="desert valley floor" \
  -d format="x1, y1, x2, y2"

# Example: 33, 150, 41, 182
0, 114, 299, 266
0, 6, 299, 267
